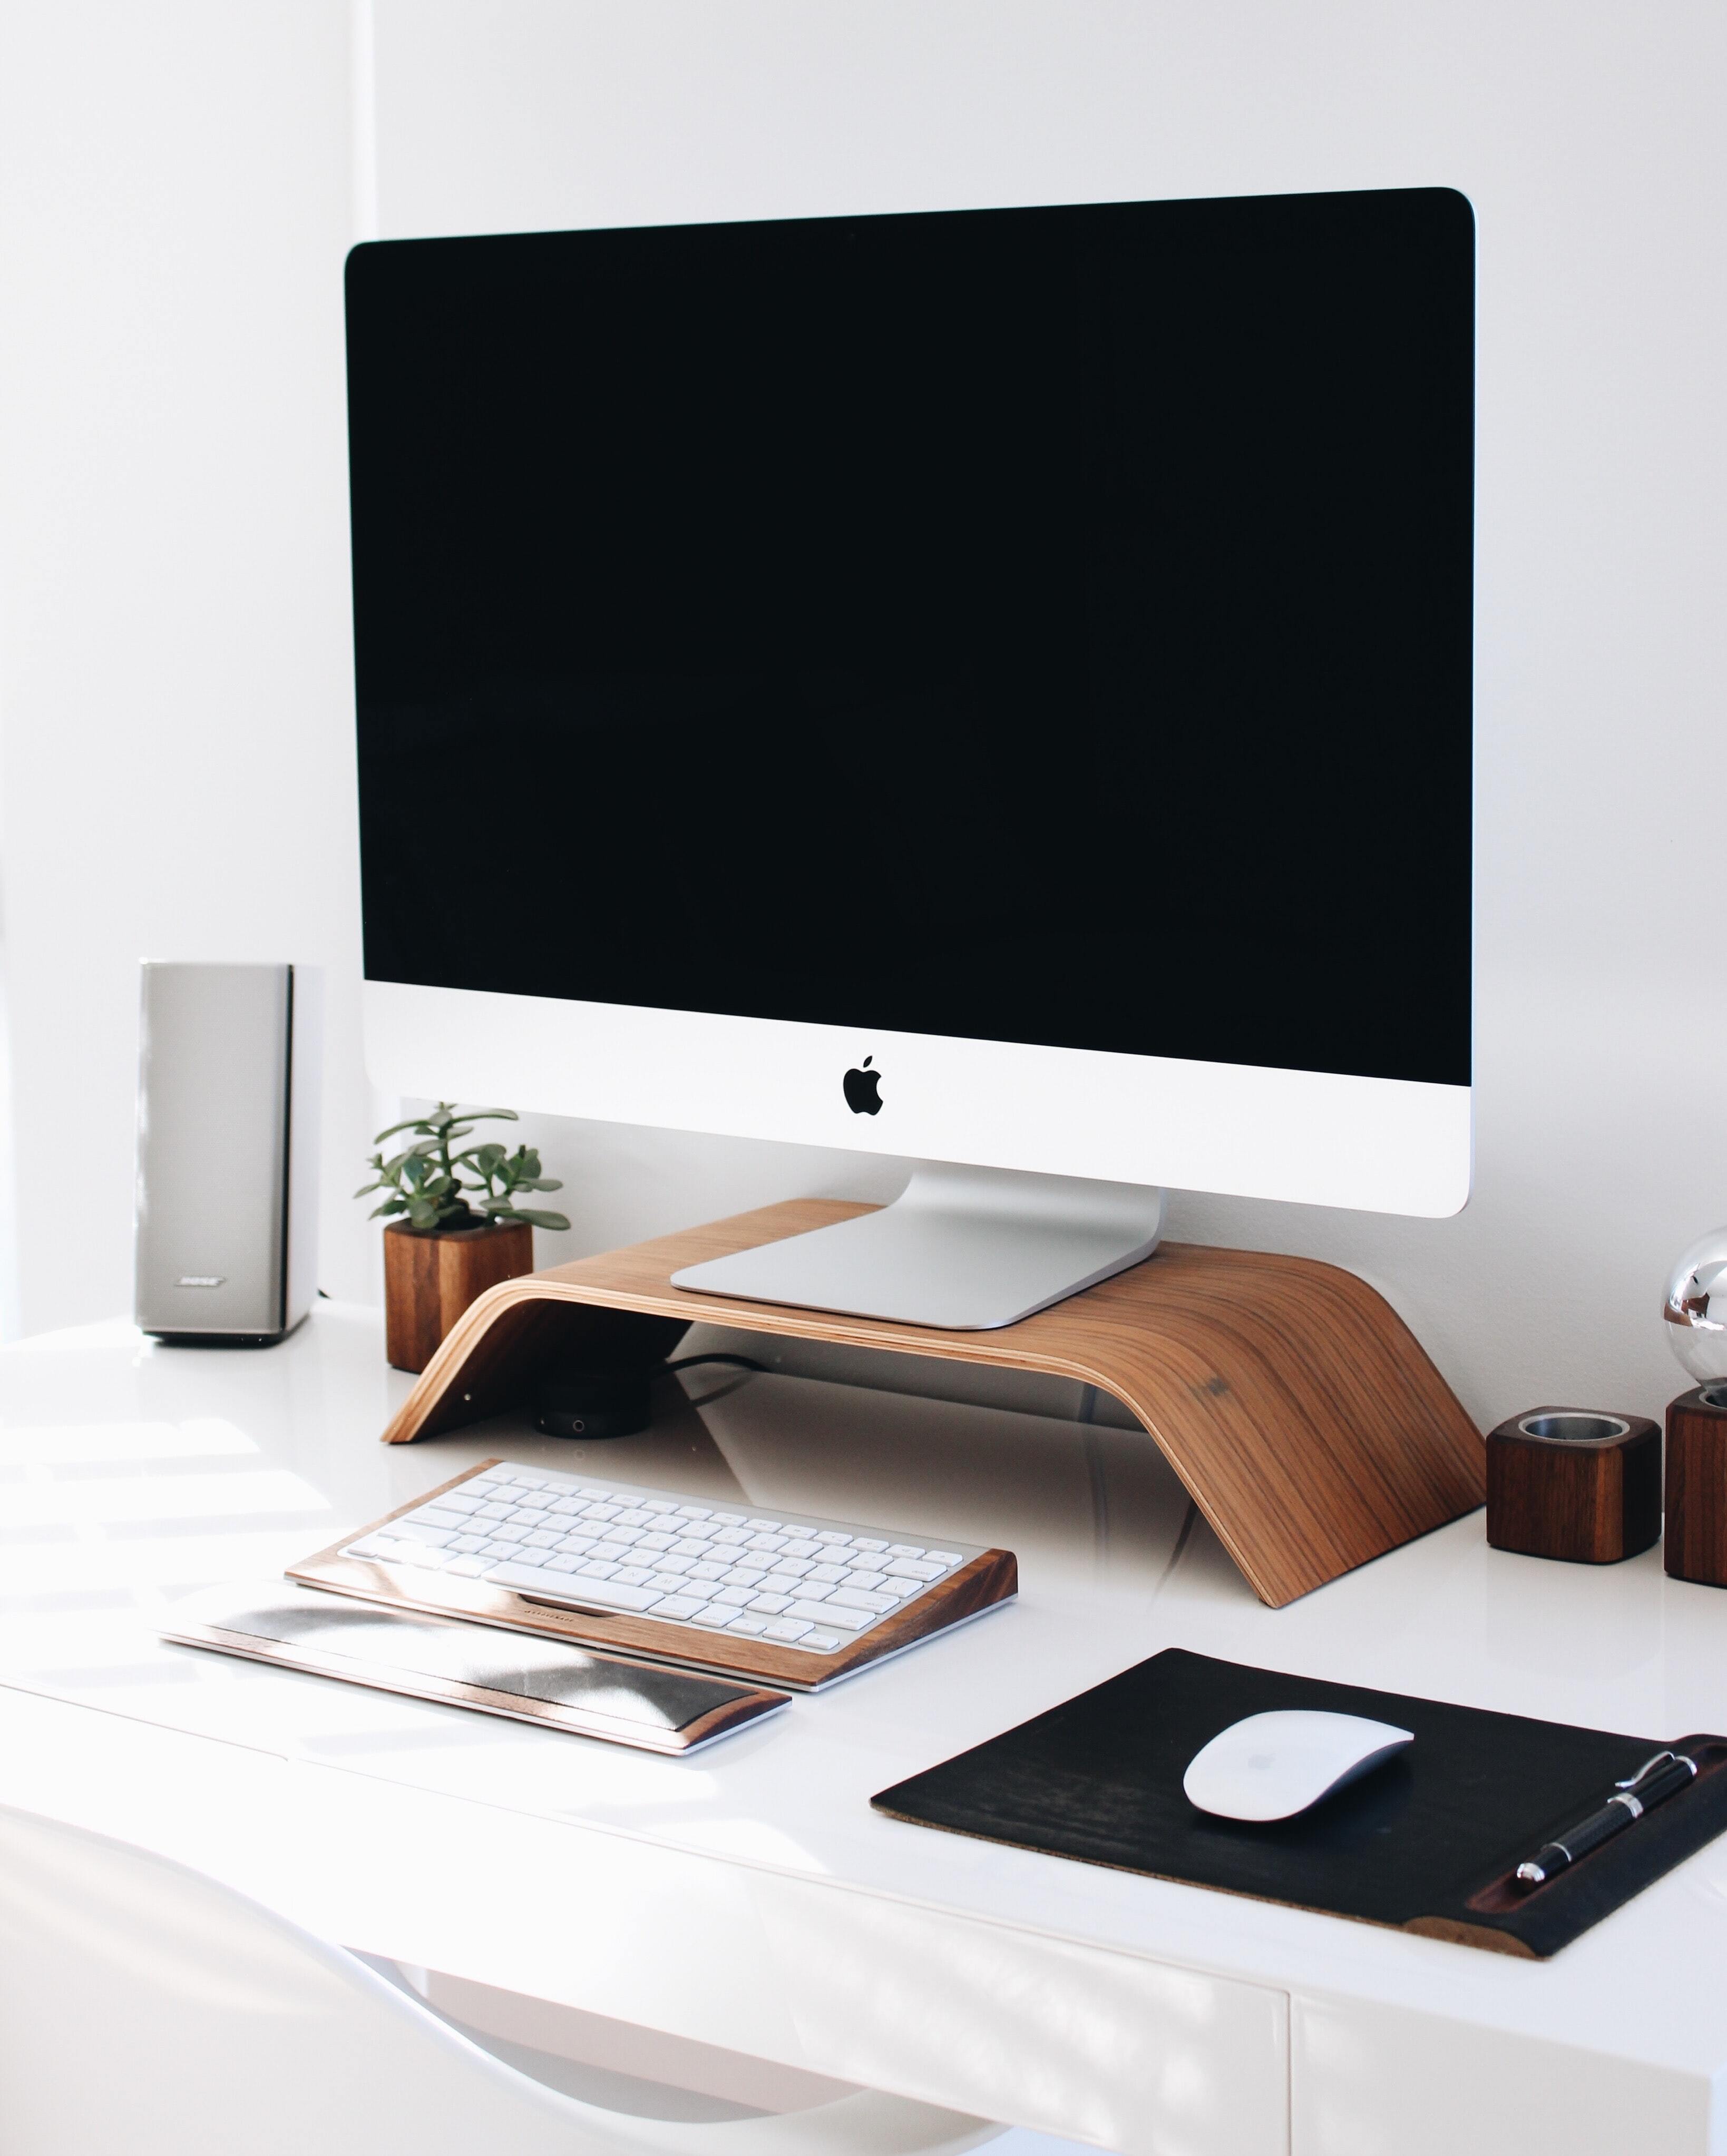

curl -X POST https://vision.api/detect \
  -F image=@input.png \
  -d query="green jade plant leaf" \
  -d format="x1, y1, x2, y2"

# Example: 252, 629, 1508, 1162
354, 1103, 571, 1236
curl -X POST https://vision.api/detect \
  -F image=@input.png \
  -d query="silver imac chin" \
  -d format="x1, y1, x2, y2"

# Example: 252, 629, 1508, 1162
365, 979, 1471, 1330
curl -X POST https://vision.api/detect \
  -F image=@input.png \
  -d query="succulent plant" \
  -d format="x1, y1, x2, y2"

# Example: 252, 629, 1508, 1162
355, 1103, 571, 1234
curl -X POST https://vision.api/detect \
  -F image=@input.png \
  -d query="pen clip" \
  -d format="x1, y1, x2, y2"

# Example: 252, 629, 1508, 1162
1614, 1750, 1694, 1794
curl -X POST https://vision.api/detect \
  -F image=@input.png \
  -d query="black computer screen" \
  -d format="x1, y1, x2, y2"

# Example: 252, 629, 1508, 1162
348, 188, 1472, 1087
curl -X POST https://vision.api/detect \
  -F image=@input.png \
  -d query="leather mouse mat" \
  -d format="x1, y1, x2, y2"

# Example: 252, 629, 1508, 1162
871, 1649, 1727, 1956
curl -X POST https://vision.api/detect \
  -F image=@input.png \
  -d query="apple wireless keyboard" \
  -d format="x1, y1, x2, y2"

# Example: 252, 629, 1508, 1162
290, 1459, 1019, 1692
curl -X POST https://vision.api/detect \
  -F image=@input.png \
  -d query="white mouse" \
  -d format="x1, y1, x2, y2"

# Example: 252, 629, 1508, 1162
1182, 1710, 1414, 1821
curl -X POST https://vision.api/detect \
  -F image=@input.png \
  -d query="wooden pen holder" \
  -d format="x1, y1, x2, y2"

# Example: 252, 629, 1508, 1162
1664, 1385, 1727, 1587
1486, 1407, 1662, 1564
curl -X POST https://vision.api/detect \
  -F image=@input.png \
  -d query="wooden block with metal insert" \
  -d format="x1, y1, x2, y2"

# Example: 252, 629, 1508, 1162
1486, 1406, 1662, 1565
1664, 1384, 1727, 1587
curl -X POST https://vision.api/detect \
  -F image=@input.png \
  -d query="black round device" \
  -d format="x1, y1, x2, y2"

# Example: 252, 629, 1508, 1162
533, 1365, 653, 1442
533, 1355, 766, 1442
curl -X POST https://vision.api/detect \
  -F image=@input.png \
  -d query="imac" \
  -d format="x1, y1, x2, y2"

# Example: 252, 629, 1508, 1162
348, 185, 1473, 1330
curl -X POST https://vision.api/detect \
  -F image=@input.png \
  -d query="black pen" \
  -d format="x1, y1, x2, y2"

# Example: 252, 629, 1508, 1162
1514, 1750, 1700, 1888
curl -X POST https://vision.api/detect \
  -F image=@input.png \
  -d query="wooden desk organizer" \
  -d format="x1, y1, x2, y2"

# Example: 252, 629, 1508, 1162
378, 1200, 1484, 1608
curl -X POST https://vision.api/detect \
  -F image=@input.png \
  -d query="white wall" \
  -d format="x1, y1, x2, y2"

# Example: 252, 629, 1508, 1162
0, 1, 373, 1322
2, 1, 1724, 1442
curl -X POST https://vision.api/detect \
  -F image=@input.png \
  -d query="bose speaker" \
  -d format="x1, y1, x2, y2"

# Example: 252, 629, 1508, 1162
134, 962, 322, 1344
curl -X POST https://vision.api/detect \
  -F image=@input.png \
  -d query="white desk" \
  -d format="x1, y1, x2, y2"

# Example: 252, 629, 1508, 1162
2, 1305, 1725, 2155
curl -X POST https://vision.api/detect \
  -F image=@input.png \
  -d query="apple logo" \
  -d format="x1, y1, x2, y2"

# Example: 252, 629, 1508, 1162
843, 1055, 883, 1115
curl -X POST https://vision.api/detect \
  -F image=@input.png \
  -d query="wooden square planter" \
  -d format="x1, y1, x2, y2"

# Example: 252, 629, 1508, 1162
384, 1220, 535, 1374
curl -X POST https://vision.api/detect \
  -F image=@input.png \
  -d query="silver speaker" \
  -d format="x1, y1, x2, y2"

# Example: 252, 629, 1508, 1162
134, 962, 322, 1343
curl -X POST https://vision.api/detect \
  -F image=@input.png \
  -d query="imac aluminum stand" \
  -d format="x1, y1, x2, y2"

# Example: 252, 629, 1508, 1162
668, 1164, 1167, 1330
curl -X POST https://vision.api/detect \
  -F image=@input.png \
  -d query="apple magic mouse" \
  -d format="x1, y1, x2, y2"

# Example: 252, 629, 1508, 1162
1182, 1709, 1414, 1822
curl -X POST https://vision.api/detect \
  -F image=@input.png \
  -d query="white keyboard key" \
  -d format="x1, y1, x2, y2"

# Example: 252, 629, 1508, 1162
808, 1562, 847, 1584
578, 1560, 620, 1581
670, 1535, 711, 1557
523, 1530, 560, 1550
556, 1533, 597, 1555
475, 1503, 512, 1522
710, 1526, 750, 1547
926, 1551, 962, 1566
654, 1554, 694, 1575
749, 1592, 793, 1614
747, 1518, 780, 1531
486, 1563, 663, 1613
582, 1502, 623, 1522
398, 1544, 448, 1569
689, 1561, 728, 1583
710, 1511, 746, 1524
815, 1530, 853, 1546
638, 1531, 675, 1552
446, 1556, 488, 1577
491, 1524, 529, 1544
782, 1538, 822, 1558
746, 1532, 787, 1552
713, 1585, 754, 1607
603, 1524, 643, 1546
844, 1567, 886, 1589
416, 1503, 472, 1526
393, 1521, 455, 1547
728, 1614, 769, 1635
770, 1557, 813, 1579
826, 1586, 896, 1614
886, 1543, 924, 1558
510, 1507, 552, 1526
616, 1508, 653, 1528
852, 1537, 888, 1552
886, 1558, 943, 1582
762, 1618, 812, 1642
655, 1595, 703, 1619
788, 1598, 867, 1629
612, 1565, 656, 1587
651, 1570, 693, 1593
676, 1505, 711, 1520
789, 1581, 832, 1603
451, 1534, 488, 1554
726, 1566, 767, 1588
763, 1571, 808, 1593
803, 1629, 844, 1651
342, 1535, 393, 1560
549, 1495, 587, 1514
642, 1497, 678, 1514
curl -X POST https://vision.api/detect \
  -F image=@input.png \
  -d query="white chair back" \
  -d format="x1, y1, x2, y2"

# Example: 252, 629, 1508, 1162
0, 1801, 1003, 2156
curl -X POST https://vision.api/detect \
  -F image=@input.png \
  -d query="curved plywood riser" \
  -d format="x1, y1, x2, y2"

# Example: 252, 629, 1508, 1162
380, 1201, 1484, 1608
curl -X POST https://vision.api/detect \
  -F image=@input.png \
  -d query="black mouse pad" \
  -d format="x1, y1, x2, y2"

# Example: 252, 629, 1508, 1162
871, 1649, 1727, 1956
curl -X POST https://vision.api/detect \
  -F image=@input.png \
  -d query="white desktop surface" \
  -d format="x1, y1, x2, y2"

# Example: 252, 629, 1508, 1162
2, 1305, 1725, 2155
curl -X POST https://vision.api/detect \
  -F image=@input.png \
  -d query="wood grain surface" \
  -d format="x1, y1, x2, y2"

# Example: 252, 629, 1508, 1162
1664, 1388, 1727, 1587
1486, 1409, 1661, 1565
383, 1219, 534, 1373
374, 1201, 1485, 1608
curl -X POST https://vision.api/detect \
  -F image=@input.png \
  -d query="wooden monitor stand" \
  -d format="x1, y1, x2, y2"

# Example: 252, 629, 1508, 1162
379, 1200, 1485, 1608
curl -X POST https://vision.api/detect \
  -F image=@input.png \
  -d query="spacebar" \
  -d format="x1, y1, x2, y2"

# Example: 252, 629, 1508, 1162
484, 1563, 662, 1613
